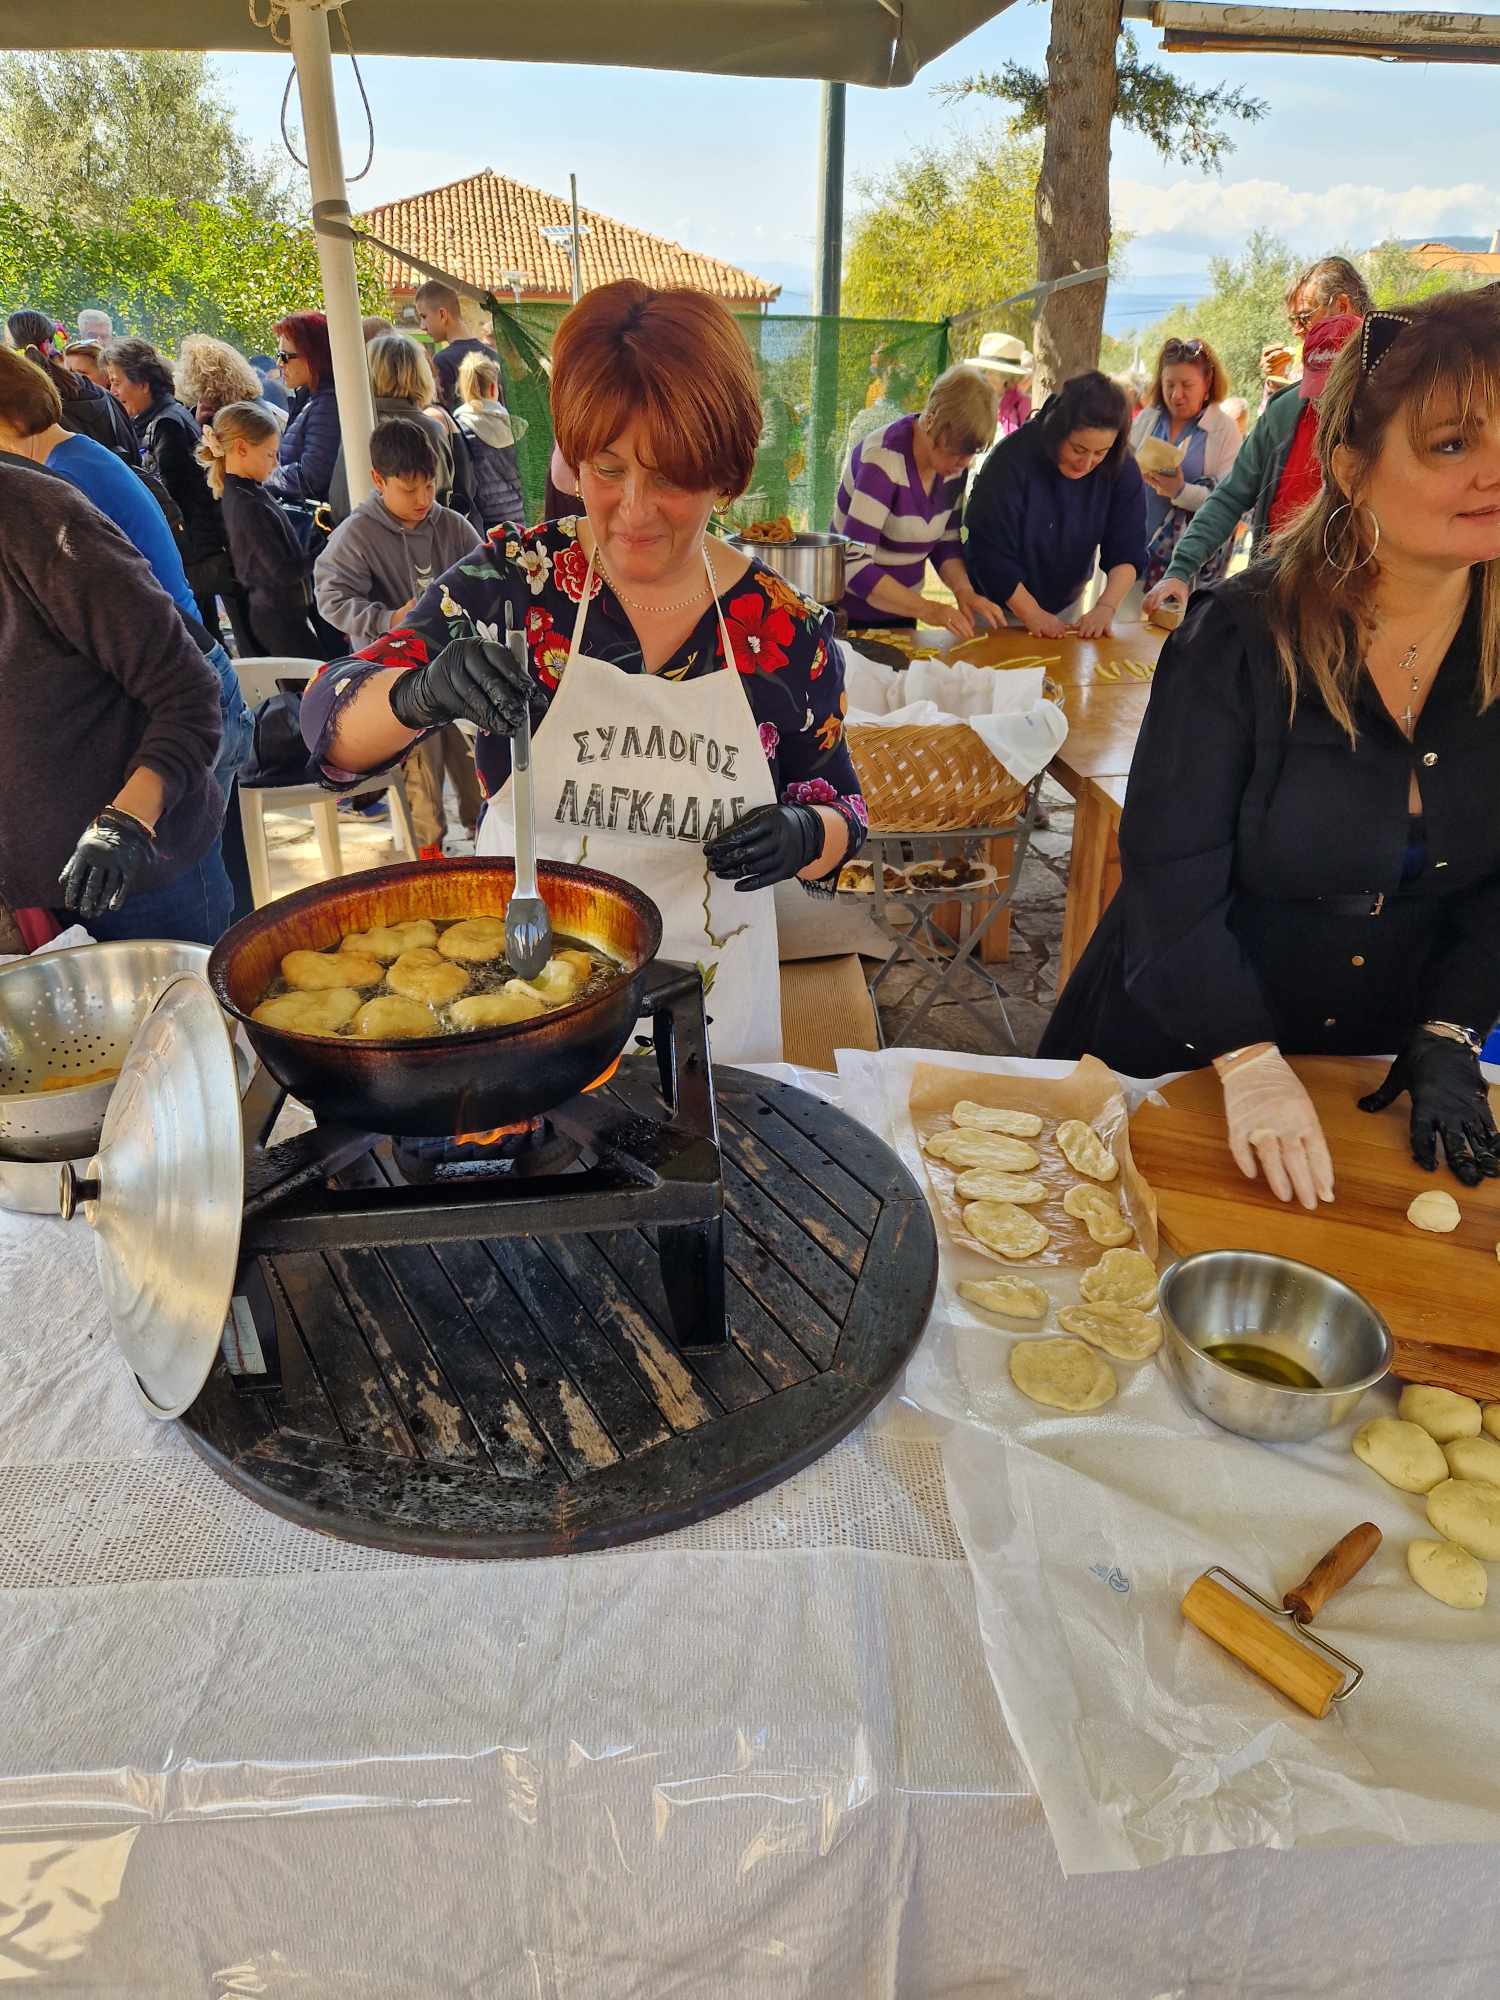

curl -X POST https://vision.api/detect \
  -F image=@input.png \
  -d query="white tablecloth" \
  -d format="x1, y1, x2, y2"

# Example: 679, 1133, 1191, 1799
3, 1068, 1500, 1994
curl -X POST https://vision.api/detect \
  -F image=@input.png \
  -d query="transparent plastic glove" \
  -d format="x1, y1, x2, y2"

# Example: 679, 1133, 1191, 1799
1216, 1044, 1335, 1210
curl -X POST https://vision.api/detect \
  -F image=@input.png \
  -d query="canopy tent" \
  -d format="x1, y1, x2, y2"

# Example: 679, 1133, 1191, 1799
5, 0, 1016, 501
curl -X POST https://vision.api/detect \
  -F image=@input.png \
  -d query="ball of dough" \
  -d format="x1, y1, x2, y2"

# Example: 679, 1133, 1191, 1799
1079, 1247, 1157, 1310
251, 987, 360, 1037
351, 995, 441, 1040
951, 1100, 1045, 1138
1010, 1337, 1117, 1412
1484, 1406, 1500, 1442
962, 1199, 1050, 1261
341, 919, 438, 961
1055, 1118, 1119, 1183
1352, 1417, 1449, 1494
1426, 1477, 1500, 1561
923, 1128, 1040, 1172
1444, 1434, 1500, 1487
1399, 1383, 1482, 1444
437, 916, 508, 963
1407, 1538, 1487, 1610
1408, 1189, 1461, 1233
385, 947, 470, 1005
1057, 1301, 1162, 1361
282, 947, 381, 991
449, 989, 548, 1031
1061, 1182, 1135, 1247
958, 1275, 1048, 1321
953, 1170, 1047, 1205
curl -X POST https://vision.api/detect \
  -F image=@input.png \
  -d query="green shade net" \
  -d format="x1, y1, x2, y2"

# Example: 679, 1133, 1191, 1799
486, 301, 950, 532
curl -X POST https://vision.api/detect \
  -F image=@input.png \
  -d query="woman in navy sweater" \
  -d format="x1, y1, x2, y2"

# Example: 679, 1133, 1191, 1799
964, 371, 1148, 640
265, 311, 341, 506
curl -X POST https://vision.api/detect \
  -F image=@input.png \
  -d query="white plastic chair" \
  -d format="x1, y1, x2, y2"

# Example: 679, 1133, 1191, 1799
230, 656, 418, 907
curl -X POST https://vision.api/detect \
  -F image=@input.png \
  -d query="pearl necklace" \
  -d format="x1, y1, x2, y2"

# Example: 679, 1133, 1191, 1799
596, 544, 715, 615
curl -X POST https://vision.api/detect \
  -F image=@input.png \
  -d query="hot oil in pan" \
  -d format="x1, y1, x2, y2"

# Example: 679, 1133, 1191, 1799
1201, 1343, 1323, 1390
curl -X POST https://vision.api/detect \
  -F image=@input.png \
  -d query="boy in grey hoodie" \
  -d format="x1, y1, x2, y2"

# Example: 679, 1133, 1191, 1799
315, 417, 483, 854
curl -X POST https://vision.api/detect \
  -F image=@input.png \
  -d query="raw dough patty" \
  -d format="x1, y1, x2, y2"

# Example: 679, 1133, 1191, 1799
1078, 1247, 1157, 1310
951, 1100, 1045, 1139
1352, 1417, 1448, 1494
1010, 1337, 1117, 1412
962, 1200, 1050, 1261
1054, 1118, 1119, 1184
1062, 1183, 1134, 1247
924, 1128, 1041, 1173
1399, 1384, 1482, 1443
958, 1275, 1048, 1321
1057, 1301, 1161, 1361
1408, 1189, 1461, 1233
953, 1170, 1047, 1205
1407, 1538, 1487, 1610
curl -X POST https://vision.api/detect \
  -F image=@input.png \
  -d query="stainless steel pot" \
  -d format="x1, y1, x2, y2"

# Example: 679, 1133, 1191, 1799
727, 532, 871, 608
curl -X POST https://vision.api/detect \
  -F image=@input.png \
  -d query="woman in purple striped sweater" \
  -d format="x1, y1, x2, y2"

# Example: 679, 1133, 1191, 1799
830, 365, 1005, 638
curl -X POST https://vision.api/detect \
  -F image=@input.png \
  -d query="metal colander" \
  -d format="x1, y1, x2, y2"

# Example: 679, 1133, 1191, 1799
0, 940, 210, 1162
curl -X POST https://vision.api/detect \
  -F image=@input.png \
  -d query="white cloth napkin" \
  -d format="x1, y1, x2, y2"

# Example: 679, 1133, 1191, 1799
0, 924, 93, 971
840, 647, 1068, 787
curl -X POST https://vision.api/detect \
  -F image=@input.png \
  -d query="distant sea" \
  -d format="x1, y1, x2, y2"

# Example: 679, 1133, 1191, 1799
763, 273, 1212, 337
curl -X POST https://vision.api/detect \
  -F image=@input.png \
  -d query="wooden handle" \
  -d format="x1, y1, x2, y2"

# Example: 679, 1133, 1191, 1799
1182, 1574, 1344, 1720
1282, 1523, 1382, 1624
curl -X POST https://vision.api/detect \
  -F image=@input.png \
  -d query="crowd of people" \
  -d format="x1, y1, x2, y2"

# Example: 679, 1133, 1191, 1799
5, 255, 1499, 1188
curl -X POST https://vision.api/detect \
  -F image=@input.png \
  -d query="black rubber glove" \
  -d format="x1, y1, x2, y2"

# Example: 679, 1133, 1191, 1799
388, 635, 536, 738
703, 803, 824, 894
57, 807, 157, 918
1358, 1029, 1500, 1186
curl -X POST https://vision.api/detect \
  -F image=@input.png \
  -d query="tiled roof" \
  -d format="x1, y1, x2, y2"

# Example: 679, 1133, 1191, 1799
360, 169, 779, 306
1407, 240, 1500, 274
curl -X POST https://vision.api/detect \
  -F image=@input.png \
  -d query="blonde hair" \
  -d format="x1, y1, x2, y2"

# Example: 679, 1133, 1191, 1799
1146, 335, 1230, 412
367, 332, 436, 408
175, 334, 262, 417
1262, 290, 1500, 740
457, 349, 502, 403
920, 364, 998, 455
195, 399, 280, 498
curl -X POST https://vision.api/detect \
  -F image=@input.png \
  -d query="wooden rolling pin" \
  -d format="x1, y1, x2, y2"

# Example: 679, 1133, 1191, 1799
1181, 1523, 1382, 1719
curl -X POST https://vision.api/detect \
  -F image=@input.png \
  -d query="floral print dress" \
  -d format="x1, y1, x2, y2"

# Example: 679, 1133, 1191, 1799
301, 517, 868, 881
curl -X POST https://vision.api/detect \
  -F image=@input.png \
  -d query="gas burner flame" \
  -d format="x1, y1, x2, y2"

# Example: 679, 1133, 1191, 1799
452, 1119, 540, 1149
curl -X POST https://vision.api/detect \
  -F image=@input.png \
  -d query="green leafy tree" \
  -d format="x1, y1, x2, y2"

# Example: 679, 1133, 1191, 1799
0, 52, 293, 230
0, 196, 388, 355
944, 6, 1267, 393
1101, 229, 1300, 400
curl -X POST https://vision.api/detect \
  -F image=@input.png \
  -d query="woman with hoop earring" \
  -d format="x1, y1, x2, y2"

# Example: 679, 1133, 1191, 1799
1042, 290, 1500, 1207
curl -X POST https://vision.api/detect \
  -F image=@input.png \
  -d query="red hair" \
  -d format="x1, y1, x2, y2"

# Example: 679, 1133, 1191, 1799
273, 310, 333, 390
550, 280, 761, 498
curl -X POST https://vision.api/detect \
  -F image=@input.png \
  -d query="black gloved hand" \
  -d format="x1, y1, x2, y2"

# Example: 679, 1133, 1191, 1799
703, 803, 824, 894
1358, 1029, 1500, 1186
57, 807, 156, 919
388, 635, 536, 738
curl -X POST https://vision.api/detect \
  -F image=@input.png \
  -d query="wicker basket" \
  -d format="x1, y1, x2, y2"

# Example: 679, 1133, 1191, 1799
847, 722, 1026, 833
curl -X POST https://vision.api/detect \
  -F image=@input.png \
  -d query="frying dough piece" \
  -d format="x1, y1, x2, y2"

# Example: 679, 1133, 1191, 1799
450, 989, 547, 1030
1058, 1302, 1162, 1361
1054, 1118, 1119, 1184
1399, 1383, 1481, 1444
958, 1275, 1048, 1322
951, 1100, 1045, 1139
437, 916, 508, 963
385, 947, 470, 1005
351, 995, 441, 1040
1079, 1247, 1157, 1310
962, 1200, 1050, 1261
1407, 1538, 1487, 1610
251, 987, 360, 1037
923, 1128, 1041, 1172
510, 957, 586, 1005
953, 1170, 1047, 1205
1444, 1434, 1500, 1486
1485, 1406, 1500, 1442
1062, 1183, 1135, 1247
1010, 1337, 1117, 1412
282, 947, 382, 991
340, 920, 438, 961
1352, 1417, 1448, 1494
1408, 1189, 1461, 1233
1426, 1477, 1500, 1561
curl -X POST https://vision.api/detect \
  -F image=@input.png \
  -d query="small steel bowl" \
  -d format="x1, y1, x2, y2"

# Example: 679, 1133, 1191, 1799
0, 940, 211, 1162
1159, 1249, 1393, 1444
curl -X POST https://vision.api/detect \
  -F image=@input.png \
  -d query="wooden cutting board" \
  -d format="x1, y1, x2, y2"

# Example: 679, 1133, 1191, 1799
1130, 1057, 1500, 1399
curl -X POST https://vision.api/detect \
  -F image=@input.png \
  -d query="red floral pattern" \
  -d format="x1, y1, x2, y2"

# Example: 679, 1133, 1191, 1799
721, 592, 796, 676
552, 538, 601, 604
525, 606, 570, 689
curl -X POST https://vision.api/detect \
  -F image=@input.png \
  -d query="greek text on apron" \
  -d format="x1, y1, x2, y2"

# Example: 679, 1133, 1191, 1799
479, 543, 783, 1062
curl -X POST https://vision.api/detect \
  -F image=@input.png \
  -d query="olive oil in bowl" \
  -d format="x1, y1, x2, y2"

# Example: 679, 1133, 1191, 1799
1201, 1342, 1322, 1391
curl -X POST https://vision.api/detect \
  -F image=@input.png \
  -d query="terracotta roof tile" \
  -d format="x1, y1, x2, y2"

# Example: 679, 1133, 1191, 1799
360, 168, 779, 305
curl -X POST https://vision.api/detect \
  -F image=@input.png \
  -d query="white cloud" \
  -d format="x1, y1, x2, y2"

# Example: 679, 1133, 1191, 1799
1113, 176, 1500, 252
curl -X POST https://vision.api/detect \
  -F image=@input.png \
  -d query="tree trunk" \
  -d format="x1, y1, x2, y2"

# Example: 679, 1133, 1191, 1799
1032, 0, 1118, 400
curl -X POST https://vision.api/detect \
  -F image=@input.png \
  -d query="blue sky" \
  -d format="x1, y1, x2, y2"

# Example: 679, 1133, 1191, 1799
215, 2, 1500, 296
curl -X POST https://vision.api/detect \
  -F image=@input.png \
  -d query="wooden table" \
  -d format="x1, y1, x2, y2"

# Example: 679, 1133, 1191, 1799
946, 624, 1164, 973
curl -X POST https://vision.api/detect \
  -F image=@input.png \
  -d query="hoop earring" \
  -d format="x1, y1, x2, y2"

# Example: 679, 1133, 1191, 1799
1322, 501, 1380, 574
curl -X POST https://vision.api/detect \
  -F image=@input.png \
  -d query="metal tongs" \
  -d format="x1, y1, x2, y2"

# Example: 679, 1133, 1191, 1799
502, 602, 552, 979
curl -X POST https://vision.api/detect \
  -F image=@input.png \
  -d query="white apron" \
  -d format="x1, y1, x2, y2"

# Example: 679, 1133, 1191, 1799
479, 545, 783, 1062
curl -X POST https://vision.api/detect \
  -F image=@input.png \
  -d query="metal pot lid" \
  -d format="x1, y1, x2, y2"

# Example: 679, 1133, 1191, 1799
84, 974, 244, 1418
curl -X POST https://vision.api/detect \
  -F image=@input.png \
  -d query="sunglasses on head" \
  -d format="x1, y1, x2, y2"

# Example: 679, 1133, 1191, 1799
1162, 338, 1205, 363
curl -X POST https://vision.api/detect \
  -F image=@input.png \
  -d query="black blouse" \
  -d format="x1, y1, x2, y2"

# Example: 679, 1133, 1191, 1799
1043, 573, 1500, 1073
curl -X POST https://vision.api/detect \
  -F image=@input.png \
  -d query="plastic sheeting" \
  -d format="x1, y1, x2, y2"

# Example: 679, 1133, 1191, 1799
3, 1062, 1500, 1992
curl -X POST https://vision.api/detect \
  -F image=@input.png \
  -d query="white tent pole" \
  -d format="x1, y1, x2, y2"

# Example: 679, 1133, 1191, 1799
287, 0, 376, 505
